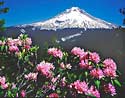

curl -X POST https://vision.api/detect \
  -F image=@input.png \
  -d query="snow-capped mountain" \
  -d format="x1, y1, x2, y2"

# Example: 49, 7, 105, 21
18, 7, 117, 30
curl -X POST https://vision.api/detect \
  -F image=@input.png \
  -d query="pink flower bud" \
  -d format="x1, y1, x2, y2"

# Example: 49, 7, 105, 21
21, 90, 26, 98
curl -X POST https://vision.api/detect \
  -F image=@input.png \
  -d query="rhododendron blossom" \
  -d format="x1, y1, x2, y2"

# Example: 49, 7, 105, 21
37, 61, 55, 78
25, 38, 32, 45
79, 51, 88, 60
103, 67, 117, 78
49, 93, 59, 98
0, 40, 5, 46
71, 47, 84, 57
0, 40, 2, 45
60, 62, 72, 69
9, 45, 19, 52
51, 74, 60, 83
48, 48, 63, 59
79, 59, 92, 69
70, 80, 88, 94
60, 77, 66, 87
103, 58, 117, 70
24, 45, 31, 50
21, 90, 26, 98
0, 76, 8, 89
87, 86, 100, 98
0, 35, 121, 98
104, 83, 116, 96
25, 72, 38, 81
89, 52, 100, 63
90, 68, 104, 79
13, 39, 22, 46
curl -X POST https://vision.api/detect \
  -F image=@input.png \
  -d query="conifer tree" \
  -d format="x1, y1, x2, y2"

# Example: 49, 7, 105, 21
119, 8, 125, 25
0, 1, 9, 31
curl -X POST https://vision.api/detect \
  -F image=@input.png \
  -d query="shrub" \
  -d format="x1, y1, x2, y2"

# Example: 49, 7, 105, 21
0, 34, 121, 98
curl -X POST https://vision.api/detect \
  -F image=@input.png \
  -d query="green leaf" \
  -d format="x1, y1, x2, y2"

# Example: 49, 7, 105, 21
0, 45, 4, 51
85, 71, 88, 77
89, 61, 92, 65
7, 90, 12, 97
24, 55, 29, 62
111, 79, 114, 85
114, 79, 121, 87
79, 74, 83, 80
5, 45, 8, 52
0, 90, 4, 96
94, 80, 100, 89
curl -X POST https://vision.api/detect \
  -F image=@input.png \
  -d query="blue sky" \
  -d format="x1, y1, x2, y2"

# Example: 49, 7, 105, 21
0, 0, 125, 26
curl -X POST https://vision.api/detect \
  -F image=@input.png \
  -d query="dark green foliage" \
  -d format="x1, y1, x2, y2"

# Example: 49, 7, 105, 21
0, 1, 9, 32
119, 8, 125, 25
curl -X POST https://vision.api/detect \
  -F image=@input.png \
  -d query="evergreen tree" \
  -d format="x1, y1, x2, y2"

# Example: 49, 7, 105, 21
119, 8, 125, 25
0, 1, 9, 31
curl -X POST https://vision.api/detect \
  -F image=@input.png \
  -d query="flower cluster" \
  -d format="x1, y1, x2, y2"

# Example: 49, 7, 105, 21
69, 80, 88, 94
0, 35, 121, 98
48, 47, 63, 59
103, 83, 116, 96
5, 34, 32, 53
37, 61, 55, 78
70, 47, 120, 97
90, 68, 104, 79
103, 58, 117, 78
0, 76, 8, 89
24, 72, 38, 81
69, 80, 100, 98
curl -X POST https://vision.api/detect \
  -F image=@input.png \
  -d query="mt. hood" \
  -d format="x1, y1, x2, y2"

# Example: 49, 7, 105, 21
19, 7, 117, 30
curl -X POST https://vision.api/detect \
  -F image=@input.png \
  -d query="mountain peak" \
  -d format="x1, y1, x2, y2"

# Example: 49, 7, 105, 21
66, 7, 83, 12
19, 7, 117, 30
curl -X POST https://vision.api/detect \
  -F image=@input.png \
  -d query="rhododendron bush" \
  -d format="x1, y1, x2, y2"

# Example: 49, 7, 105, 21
0, 34, 121, 98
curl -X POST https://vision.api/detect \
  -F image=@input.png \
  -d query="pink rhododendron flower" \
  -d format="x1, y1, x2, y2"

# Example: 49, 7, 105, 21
13, 39, 22, 46
103, 68, 117, 78
0, 40, 2, 45
87, 86, 100, 98
25, 38, 32, 45
37, 61, 55, 78
7, 38, 15, 46
9, 45, 19, 52
60, 62, 65, 69
60, 77, 66, 87
48, 48, 63, 59
21, 90, 26, 98
24, 45, 31, 50
65, 63, 72, 69
42, 84, 56, 91
79, 51, 88, 60
90, 68, 104, 79
12, 83, 16, 89
71, 47, 84, 57
0, 76, 6, 85
49, 93, 59, 98
0, 40, 5, 46
1, 83, 8, 89
104, 83, 116, 96
79, 59, 92, 69
51, 74, 60, 83
89, 52, 100, 63
70, 80, 88, 94
60, 62, 72, 69
0, 76, 8, 89
25, 72, 38, 81
103, 58, 117, 70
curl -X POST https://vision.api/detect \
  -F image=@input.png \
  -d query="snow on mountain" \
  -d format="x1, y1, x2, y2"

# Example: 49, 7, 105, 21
19, 7, 117, 30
